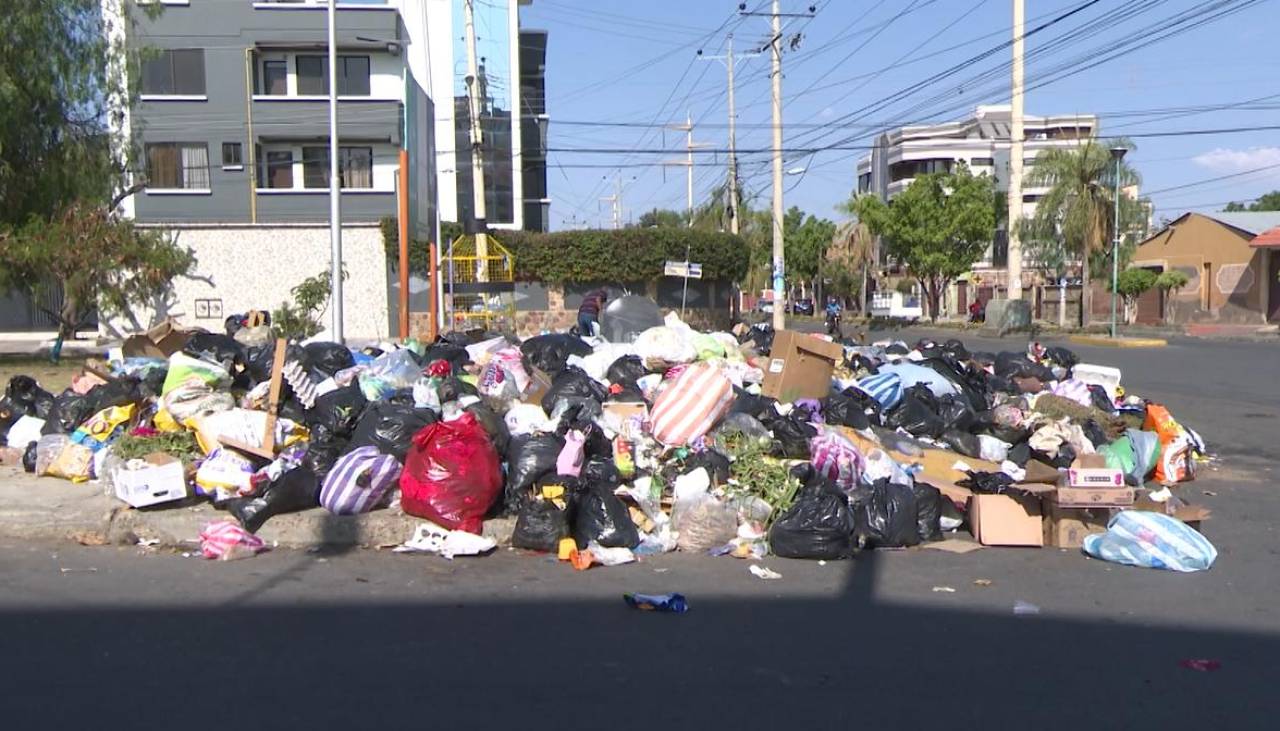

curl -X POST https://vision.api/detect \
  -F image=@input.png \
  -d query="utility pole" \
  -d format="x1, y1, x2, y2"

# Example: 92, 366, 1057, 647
599, 171, 633, 230
463, 0, 489, 278
1006, 0, 1025, 301
327, 0, 343, 342
699, 35, 761, 235
768, 0, 786, 330
663, 112, 710, 224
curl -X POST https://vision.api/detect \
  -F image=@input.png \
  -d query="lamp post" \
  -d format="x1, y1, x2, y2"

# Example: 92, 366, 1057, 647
1109, 145, 1127, 339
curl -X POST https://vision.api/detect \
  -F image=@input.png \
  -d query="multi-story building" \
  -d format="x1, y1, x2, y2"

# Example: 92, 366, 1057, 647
105, 0, 438, 339
855, 105, 1100, 279
424, 0, 549, 234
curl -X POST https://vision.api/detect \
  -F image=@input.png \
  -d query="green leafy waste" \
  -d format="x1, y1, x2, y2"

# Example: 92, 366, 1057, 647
112, 431, 202, 463
720, 436, 801, 529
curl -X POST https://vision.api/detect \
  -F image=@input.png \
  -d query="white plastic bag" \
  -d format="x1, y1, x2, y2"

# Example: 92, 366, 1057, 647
393, 521, 496, 559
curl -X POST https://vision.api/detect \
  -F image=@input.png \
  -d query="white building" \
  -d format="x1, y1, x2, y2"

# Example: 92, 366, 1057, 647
855, 104, 1100, 277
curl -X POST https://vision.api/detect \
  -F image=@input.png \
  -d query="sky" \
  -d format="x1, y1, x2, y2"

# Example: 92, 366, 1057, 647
518, 0, 1280, 231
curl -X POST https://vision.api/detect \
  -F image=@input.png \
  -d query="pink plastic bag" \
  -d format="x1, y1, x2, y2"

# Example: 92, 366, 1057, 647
809, 428, 865, 492
400, 413, 503, 534
200, 520, 267, 560
556, 429, 586, 477
649, 364, 734, 447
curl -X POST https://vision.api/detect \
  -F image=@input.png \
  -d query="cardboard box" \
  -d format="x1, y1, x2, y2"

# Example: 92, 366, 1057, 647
1132, 492, 1211, 532
113, 454, 188, 508
1043, 500, 1111, 548
968, 492, 1044, 547
121, 319, 190, 359
760, 330, 845, 402
600, 401, 648, 439
1067, 454, 1125, 488
521, 367, 553, 406
1054, 485, 1134, 508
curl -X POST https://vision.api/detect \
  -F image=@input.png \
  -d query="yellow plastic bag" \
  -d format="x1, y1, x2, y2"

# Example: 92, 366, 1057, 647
71, 404, 136, 452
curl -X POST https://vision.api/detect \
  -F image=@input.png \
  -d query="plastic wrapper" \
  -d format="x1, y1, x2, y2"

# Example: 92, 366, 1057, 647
200, 520, 267, 560
709, 412, 774, 456
400, 412, 503, 534
45, 442, 94, 482
1083, 511, 1217, 572
195, 448, 257, 501
70, 404, 136, 453
809, 427, 864, 492
34, 434, 72, 476
161, 352, 231, 396
357, 349, 423, 401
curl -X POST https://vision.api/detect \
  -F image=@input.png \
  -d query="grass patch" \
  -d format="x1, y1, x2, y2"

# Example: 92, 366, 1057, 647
0, 356, 82, 393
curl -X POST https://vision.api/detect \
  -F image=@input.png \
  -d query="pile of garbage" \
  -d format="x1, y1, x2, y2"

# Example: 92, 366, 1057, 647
0, 313, 1216, 572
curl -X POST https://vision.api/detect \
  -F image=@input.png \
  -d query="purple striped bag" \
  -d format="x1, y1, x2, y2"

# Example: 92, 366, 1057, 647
320, 446, 403, 516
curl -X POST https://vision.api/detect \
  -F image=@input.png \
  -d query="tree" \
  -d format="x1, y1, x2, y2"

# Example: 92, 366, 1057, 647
784, 206, 837, 297
1223, 191, 1280, 212
0, 1, 158, 227
826, 219, 877, 313
1115, 268, 1157, 324
634, 208, 689, 229
0, 202, 195, 358
850, 165, 995, 321
1155, 269, 1190, 323
272, 269, 343, 340
1024, 139, 1140, 326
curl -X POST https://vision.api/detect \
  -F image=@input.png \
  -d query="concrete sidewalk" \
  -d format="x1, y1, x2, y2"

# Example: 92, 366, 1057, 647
0, 464, 515, 550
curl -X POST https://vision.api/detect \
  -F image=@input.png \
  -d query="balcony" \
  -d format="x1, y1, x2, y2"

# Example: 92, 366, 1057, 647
251, 97, 402, 145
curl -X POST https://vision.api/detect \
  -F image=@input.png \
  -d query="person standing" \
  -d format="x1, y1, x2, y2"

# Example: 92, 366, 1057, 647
577, 288, 608, 337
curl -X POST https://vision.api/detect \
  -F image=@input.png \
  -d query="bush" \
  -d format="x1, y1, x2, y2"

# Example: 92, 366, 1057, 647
382, 218, 749, 284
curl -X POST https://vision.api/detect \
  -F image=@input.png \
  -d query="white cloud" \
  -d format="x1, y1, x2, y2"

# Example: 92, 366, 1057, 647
1191, 146, 1280, 173
820, 106, 835, 119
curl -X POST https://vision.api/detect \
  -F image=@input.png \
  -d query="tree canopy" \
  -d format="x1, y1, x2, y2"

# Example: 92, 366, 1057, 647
1224, 191, 1280, 212
850, 164, 995, 320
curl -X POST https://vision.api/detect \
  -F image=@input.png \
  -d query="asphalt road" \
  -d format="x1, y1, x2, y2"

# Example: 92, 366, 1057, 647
2, 329, 1277, 729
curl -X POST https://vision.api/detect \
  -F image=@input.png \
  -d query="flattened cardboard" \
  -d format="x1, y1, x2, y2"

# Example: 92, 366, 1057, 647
922, 537, 984, 553
521, 367, 553, 406
1131, 492, 1211, 531
968, 493, 1044, 547
760, 330, 844, 403
1054, 485, 1134, 508
121, 319, 190, 359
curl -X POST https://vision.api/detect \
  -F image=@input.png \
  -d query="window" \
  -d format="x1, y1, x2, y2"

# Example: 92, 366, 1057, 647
857, 172, 872, 193
222, 142, 243, 168
262, 60, 287, 95
263, 148, 295, 186
302, 146, 374, 189
971, 157, 994, 167
145, 143, 210, 189
295, 55, 371, 96
141, 49, 206, 95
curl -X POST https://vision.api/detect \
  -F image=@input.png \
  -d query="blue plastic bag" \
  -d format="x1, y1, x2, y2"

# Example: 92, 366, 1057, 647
1082, 511, 1217, 573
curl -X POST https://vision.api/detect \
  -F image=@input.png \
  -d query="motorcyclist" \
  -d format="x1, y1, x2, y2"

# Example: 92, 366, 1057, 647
824, 297, 842, 335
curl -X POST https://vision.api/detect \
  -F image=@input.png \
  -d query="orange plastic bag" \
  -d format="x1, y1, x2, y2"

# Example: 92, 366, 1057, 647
1144, 403, 1193, 485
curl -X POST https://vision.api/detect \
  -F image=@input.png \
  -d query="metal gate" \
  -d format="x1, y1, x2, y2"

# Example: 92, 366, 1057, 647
441, 235, 517, 332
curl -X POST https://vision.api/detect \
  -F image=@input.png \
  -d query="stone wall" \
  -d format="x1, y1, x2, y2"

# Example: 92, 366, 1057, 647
104, 224, 389, 341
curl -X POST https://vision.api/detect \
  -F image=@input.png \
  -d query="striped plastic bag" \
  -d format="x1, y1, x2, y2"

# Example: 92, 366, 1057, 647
200, 520, 267, 560
853, 372, 904, 410
810, 427, 865, 492
1083, 511, 1217, 572
648, 364, 734, 447
320, 446, 403, 516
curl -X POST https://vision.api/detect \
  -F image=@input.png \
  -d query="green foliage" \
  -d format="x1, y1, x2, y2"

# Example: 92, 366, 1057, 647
113, 430, 201, 463
1155, 270, 1189, 293
1115, 267, 1157, 297
894, 279, 916, 295
382, 218, 749, 283
784, 206, 837, 282
721, 438, 802, 529
851, 164, 995, 320
1224, 191, 1280, 212
0, 202, 195, 340
271, 269, 342, 340
0, 1, 159, 225
634, 208, 690, 228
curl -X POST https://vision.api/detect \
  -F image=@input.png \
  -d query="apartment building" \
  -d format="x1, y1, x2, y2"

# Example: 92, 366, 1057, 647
423, 0, 549, 233
855, 104, 1100, 276
105, 0, 438, 339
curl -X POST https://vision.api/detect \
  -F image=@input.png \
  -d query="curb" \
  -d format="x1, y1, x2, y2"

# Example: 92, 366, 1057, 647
1068, 335, 1168, 348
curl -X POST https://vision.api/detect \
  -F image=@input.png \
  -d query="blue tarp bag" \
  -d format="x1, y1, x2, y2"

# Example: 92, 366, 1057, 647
1083, 510, 1217, 573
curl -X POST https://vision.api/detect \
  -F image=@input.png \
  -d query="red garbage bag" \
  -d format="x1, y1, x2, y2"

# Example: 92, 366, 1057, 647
400, 412, 502, 534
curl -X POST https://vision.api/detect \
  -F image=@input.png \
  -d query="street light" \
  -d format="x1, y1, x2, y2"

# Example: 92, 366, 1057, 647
1109, 145, 1127, 339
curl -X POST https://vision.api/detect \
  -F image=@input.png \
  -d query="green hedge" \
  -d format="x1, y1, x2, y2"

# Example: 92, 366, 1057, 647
382, 218, 749, 284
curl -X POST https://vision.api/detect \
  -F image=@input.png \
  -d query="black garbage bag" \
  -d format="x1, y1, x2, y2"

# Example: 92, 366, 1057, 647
943, 339, 971, 362
913, 482, 944, 543
306, 385, 367, 440
884, 386, 944, 438
1038, 442, 1077, 470
278, 397, 307, 425
606, 382, 647, 403
994, 352, 1055, 382
985, 422, 1031, 445
1086, 384, 1115, 413
606, 355, 647, 386
682, 449, 731, 484
940, 429, 982, 459
970, 351, 997, 367
541, 366, 608, 413
520, 333, 592, 376
935, 393, 976, 432
88, 377, 145, 412
1082, 419, 1109, 451
512, 497, 572, 553
957, 470, 1017, 495
437, 376, 479, 404
1043, 345, 1079, 370
465, 402, 509, 456
182, 333, 246, 373
920, 358, 988, 413
984, 373, 1018, 396
846, 353, 880, 376
384, 388, 417, 406
728, 387, 776, 420
504, 433, 565, 512
245, 342, 278, 385
227, 466, 322, 534
573, 483, 639, 549
41, 390, 94, 435
738, 323, 774, 354
852, 479, 920, 549
303, 342, 355, 377
419, 344, 470, 372
761, 410, 817, 458
1007, 442, 1031, 467
301, 436, 347, 481
437, 330, 477, 347
6, 376, 54, 418
22, 441, 38, 472
768, 480, 857, 560
822, 390, 871, 431
349, 402, 436, 461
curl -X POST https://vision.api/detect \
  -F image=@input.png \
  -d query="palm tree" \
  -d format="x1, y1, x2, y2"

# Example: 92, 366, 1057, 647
828, 218, 877, 314
1024, 139, 1139, 326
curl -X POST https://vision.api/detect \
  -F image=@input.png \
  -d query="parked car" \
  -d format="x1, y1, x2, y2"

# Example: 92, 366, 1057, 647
754, 300, 775, 314
790, 298, 815, 316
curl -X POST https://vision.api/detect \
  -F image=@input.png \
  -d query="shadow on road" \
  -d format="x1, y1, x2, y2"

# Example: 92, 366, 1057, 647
2, 546, 1275, 728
